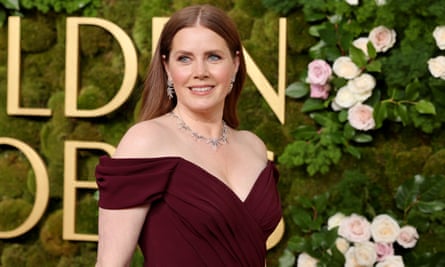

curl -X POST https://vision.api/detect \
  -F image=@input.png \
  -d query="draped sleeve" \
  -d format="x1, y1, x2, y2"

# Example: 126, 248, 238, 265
95, 156, 179, 209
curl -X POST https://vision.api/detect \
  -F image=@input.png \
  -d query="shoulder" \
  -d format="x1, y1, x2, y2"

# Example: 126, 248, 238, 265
234, 130, 268, 159
113, 116, 172, 158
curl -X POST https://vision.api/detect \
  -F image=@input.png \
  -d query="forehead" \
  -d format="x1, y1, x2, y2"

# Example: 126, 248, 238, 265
171, 26, 230, 52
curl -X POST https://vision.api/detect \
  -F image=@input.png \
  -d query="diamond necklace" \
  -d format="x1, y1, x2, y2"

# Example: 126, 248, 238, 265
169, 111, 228, 149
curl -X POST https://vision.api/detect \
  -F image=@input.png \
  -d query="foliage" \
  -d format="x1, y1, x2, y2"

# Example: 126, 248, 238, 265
0, 0, 101, 26
279, 0, 445, 175
278, 172, 445, 267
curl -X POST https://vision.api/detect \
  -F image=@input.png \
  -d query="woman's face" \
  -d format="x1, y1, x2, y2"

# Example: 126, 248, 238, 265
164, 26, 239, 115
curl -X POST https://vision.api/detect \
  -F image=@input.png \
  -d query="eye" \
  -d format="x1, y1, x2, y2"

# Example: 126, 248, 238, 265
177, 55, 191, 63
208, 54, 222, 62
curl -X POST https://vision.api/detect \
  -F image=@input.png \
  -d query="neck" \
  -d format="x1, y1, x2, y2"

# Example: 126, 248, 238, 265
170, 111, 228, 150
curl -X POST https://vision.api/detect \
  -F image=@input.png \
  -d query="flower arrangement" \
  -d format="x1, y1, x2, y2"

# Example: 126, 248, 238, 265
296, 213, 419, 267
279, 0, 445, 175
278, 173, 445, 267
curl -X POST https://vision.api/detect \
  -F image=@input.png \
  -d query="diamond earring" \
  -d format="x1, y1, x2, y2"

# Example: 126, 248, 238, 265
167, 79, 175, 99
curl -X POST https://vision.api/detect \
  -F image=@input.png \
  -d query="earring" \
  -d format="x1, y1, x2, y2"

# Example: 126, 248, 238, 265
229, 77, 235, 91
167, 79, 175, 99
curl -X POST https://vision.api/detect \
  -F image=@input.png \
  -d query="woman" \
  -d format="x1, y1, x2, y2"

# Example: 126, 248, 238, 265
95, 4, 282, 267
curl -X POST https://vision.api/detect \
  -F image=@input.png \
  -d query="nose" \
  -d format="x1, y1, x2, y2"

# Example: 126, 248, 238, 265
193, 60, 209, 80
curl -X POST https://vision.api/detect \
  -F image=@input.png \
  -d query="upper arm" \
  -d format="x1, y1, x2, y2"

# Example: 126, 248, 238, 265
96, 205, 150, 267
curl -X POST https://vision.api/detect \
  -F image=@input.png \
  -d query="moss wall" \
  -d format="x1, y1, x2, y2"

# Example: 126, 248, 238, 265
1, 0, 445, 266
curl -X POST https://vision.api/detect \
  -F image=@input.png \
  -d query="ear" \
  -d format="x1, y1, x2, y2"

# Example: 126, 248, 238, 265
233, 51, 240, 77
162, 55, 171, 79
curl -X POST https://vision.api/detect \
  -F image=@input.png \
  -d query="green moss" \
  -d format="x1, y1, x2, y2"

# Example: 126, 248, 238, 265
423, 149, 445, 176
236, 0, 266, 17
79, 25, 113, 57
385, 146, 433, 189
0, 199, 32, 231
25, 243, 59, 267
228, 8, 255, 40
77, 86, 108, 109
39, 209, 78, 256
0, 151, 30, 199
57, 250, 97, 267
75, 193, 98, 234
1, 244, 27, 267
20, 14, 57, 53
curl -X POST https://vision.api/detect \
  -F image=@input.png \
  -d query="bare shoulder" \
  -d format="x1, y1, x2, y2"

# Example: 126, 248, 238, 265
113, 116, 171, 158
234, 130, 268, 159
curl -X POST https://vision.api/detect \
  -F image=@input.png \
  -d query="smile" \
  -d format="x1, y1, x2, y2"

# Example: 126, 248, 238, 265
190, 87, 213, 92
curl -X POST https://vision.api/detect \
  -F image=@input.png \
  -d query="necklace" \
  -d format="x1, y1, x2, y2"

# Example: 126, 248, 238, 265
170, 111, 228, 149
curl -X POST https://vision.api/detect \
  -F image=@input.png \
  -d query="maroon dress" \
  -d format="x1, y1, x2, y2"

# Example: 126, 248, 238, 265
95, 156, 282, 267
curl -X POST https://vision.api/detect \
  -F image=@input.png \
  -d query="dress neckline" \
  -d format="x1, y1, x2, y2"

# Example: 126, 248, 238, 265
103, 156, 273, 204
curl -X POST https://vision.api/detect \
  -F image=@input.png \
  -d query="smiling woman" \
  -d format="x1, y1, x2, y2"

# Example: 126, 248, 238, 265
94, 4, 282, 267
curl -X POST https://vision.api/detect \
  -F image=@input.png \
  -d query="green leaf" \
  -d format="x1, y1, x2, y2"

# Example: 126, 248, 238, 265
290, 206, 314, 231
396, 104, 409, 126
353, 133, 373, 143
405, 81, 421, 100
286, 81, 309, 99
367, 41, 377, 59
294, 125, 318, 140
349, 45, 367, 68
343, 124, 355, 140
344, 145, 361, 159
417, 201, 445, 213
366, 60, 382, 72
415, 100, 436, 115
374, 101, 388, 129
395, 174, 423, 211
301, 99, 326, 113
2, 0, 20, 10
278, 249, 296, 267
311, 113, 333, 127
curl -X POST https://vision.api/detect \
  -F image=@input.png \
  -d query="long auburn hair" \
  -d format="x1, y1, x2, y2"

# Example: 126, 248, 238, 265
138, 4, 246, 128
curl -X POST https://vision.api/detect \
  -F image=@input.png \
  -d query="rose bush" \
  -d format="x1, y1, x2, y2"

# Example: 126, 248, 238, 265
278, 173, 445, 267
279, 0, 445, 176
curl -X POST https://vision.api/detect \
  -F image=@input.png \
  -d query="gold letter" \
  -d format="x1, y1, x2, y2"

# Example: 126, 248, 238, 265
63, 141, 115, 241
0, 137, 49, 238
244, 18, 287, 124
7, 17, 51, 116
65, 18, 137, 117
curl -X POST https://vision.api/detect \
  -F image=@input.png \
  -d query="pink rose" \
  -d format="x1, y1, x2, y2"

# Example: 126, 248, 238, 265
375, 242, 394, 262
307, 59, 332, 85
338, 213, 371, 243
310, 83, 331, 99
347, 103, 375, 131
397, 225, 419, 248
369, 26, 396, 52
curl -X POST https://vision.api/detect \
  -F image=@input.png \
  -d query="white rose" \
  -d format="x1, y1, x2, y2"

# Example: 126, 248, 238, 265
375, 0, 386, 6
339, 213, 371, 243
369, 26, 396, 52
348, 73, 376, 94
335, 85, 358, 108
331, 100, 343, 111
397, 225, 419, 248
344, 247, 358, 267
433, 25, 445, 50
335, 238, 350, 254
333, 56, 361, 79
328, 212, 346, 230
345, 0, 359, 5
428, 56, 445, 80
348, 103, 375, 131
296, 253, 318, 267
352, 37, 370, 57
354, 241, 377, 266
371, 214, 400, 243
375, 256, 405, 267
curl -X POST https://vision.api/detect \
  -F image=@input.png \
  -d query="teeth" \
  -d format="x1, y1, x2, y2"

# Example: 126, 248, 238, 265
191, 87, 212, 92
